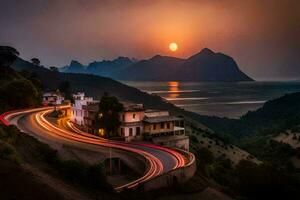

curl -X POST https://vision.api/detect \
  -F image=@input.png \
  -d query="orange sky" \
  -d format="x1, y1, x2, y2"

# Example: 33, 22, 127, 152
1, 0, 300, 80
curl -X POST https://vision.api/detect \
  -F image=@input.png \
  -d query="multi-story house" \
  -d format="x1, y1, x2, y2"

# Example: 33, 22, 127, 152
70, 92, 99, 127
118, 102, 145, 141
142, 110, 188, 150
70, 93, 189, 150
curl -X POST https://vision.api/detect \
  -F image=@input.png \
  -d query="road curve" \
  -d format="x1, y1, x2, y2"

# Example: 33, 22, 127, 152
0, 106, 188, 191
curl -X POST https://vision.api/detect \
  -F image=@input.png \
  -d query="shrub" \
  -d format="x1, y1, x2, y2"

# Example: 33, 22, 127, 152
190, 135, 198, 143
0, 141, 21, 164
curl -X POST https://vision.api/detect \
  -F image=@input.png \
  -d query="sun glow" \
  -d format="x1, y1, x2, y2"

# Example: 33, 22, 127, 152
169, 42, 178, 52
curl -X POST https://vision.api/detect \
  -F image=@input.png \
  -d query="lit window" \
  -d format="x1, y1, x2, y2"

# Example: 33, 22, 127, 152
98, 129, 105, 137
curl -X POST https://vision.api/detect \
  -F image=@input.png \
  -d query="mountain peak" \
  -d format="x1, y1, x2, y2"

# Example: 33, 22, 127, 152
150, 55, 163, 60
188, 48, 215, 60
70, 60, 84, 67
199, 48, 215, 55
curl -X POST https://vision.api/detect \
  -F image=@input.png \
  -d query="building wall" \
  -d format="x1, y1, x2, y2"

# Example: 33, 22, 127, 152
153, 136, 189, 151
43, 94, 64, 105
120, 111, 144, 123
144, 121, 174, 134
71, 99, 87, 126
119, 125, 143, 140
70, 108, 85, 125
142, 149, 196, 191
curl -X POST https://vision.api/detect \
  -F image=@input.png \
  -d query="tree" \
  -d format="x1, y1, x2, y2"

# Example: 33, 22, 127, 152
0, 79, 41, 112
31, 58, 40, 66
95, 93, 123, 138
49, 66, 58, 72
236, 160, 300, 199
58, 81, 72, 100
195, 147, 214, 176
0, 46, 20, 67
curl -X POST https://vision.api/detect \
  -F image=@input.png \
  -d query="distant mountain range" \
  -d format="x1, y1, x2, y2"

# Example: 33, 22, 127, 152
59, 48, 253, 82
59, 57, 134, 77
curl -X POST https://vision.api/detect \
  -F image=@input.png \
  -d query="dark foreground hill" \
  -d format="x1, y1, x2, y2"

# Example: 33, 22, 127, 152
196, 92, 300, 139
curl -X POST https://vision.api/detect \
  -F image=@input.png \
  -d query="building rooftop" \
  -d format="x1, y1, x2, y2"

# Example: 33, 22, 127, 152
43, 91, 64, 97
121, 102, 144, 112
143, 116, 183, 123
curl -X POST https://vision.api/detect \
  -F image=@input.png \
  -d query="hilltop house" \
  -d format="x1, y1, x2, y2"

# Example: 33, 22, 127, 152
43, 91, 64, 106
70, 92, 99, 128
70, 93, 189, 150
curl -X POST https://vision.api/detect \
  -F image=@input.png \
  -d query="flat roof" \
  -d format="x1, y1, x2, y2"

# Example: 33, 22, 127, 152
121, 101, 144, 111
143, 116, 183, 123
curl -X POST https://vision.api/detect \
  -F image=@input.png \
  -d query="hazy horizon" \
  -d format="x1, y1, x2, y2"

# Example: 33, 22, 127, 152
1, 0, 300, 80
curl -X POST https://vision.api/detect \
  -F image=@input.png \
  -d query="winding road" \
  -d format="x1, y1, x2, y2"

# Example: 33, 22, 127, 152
0, 106, 191, 191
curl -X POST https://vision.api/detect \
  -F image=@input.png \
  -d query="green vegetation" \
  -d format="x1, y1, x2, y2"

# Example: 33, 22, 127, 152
194, 147, 300, 200
0, 124, 112, 191
0, 47, 112, 196
240, 136, 296, 168
58, 81, 72, 101
95, 93, 124, 138
31, 57, 40, 66
4, 45, 300, 199
198, 92, 300, 139
0, 79, 41, 112
0, 46, 42, 113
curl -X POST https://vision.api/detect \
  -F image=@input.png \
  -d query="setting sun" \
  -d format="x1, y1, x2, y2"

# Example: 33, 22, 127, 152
169, 42, 178, 52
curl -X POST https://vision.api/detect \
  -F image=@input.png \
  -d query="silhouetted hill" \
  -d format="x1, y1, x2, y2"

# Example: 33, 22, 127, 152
195, 92, 300, 139
58, 48, 253, 82
112, 48, 253, 82
59, 60, 86, 73
0, 61, 42, 112
87, 56, 134, 77
59, 57, 135, 77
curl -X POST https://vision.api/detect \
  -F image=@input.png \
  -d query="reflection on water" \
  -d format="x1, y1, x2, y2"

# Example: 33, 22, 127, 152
168, 81, 179, 99
123, 81, 300, 118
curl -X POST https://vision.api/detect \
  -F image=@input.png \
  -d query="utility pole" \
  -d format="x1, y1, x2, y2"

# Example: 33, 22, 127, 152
109, 132, 112, 175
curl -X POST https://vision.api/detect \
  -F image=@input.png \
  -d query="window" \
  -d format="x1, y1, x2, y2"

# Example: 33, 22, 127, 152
153, 124, 156, 130
122, 114, 125, 121
121, 128, 125, 136
133, 113, 136, 119
129, 128, 133, 136
136, 127, 141, 136
167, 123, 170, 129
160, 123, 164, 129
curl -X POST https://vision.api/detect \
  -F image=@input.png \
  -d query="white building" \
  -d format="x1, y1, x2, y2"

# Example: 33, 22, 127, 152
43, 91, 64, 106
70, 92, 98, 126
